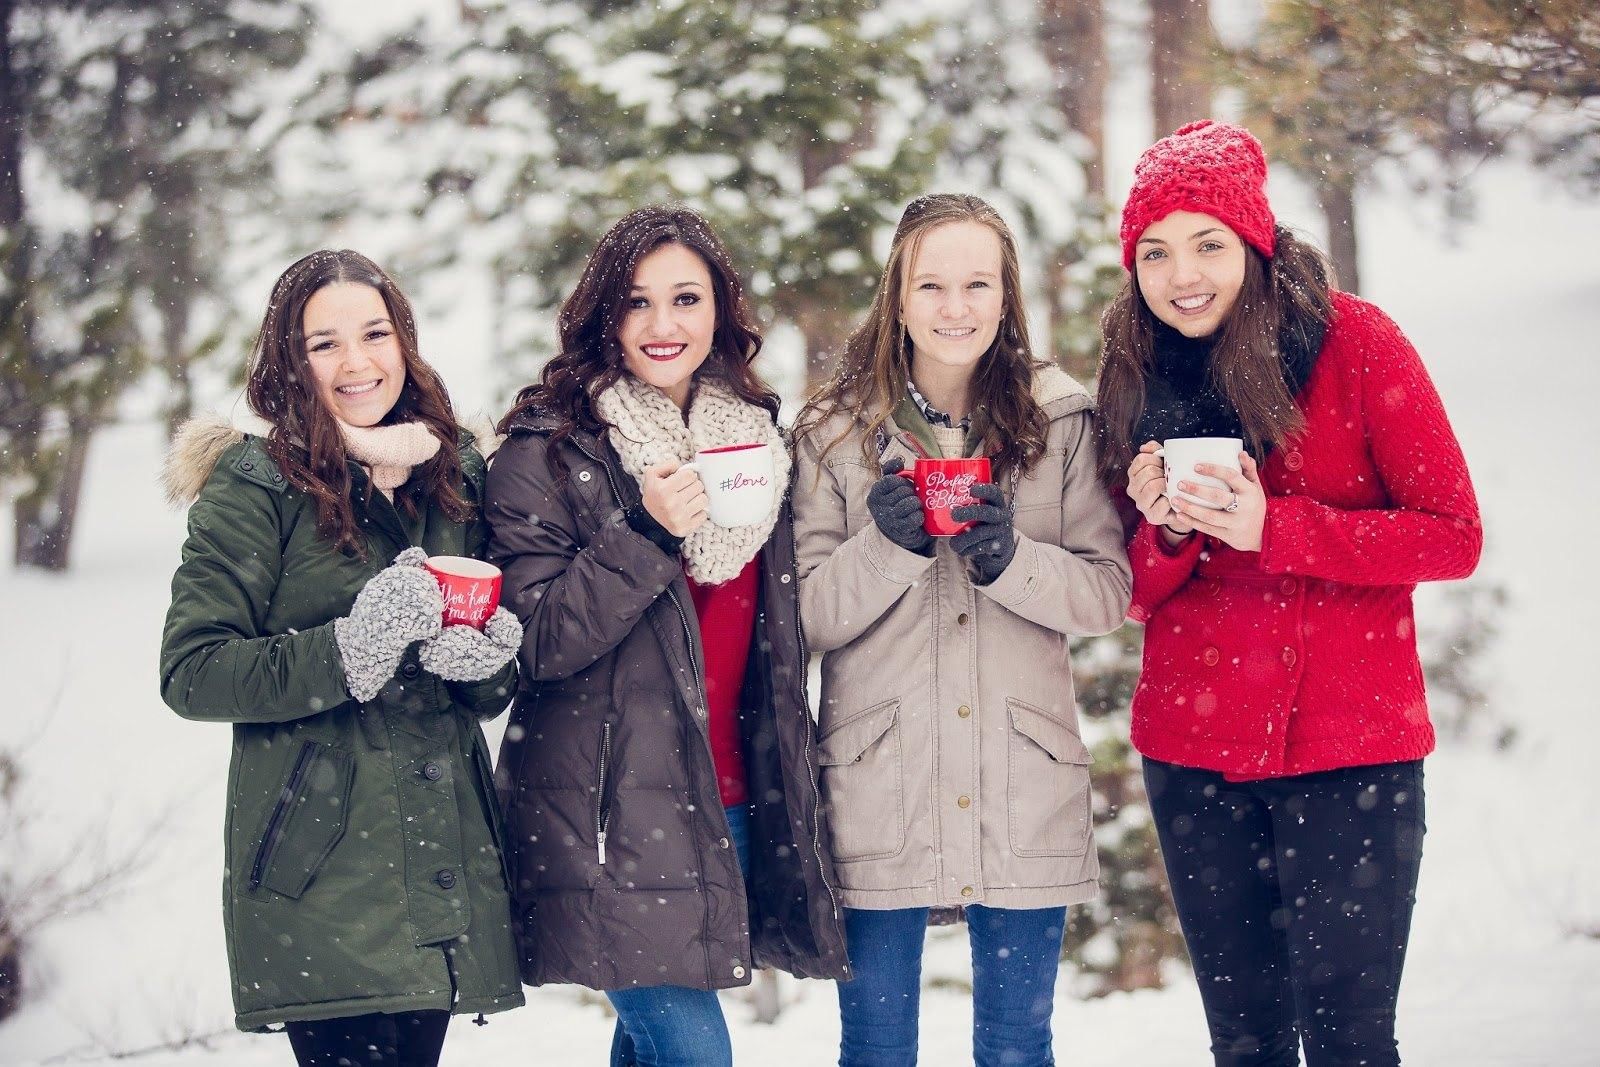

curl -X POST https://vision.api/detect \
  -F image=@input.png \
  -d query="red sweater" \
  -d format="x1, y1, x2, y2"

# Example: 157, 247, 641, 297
1127, 292, 1482, 781
686, 557, 759, 807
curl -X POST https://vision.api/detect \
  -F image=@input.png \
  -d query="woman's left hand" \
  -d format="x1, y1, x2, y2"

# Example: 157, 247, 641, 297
1169, 451, 1267, 553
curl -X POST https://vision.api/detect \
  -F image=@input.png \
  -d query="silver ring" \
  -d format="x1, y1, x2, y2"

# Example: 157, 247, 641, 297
1225, 493, 1240, 513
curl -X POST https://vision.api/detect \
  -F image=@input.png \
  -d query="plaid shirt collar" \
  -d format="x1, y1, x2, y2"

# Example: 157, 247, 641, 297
905, 378, 970, 432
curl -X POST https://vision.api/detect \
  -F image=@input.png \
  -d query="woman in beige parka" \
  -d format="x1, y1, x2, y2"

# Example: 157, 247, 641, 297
791, 194, 1132, 1066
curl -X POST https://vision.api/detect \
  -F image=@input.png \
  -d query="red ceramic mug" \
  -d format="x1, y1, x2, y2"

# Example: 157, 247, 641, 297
897, 457, 992, 536
423, 555, 502, 629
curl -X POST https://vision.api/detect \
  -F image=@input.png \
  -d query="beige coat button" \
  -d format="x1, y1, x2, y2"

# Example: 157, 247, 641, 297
957, 704, 971, 718
960, 886, 974, 898
957, 795, 971, 809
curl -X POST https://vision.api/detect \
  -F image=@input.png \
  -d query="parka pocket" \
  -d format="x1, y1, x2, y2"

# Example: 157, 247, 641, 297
1006, 699, 1093, 858
817, 699, 905, 862
248, 740, 355, 898
469, 731, 515, 892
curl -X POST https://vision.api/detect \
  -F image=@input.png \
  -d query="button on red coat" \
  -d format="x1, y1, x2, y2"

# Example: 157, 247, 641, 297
1202, 646, 1221, 667
1279, 577, 1298, 596
1281, 647, 1297, 668
1284, 450, 1305, 471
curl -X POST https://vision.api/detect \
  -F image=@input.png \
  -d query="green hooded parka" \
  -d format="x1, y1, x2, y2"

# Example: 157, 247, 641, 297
158, 418, 524, 1031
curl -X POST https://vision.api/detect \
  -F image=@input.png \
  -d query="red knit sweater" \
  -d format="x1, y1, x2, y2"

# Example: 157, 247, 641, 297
686, 556, 758, 807
1127, 292, 1482, 780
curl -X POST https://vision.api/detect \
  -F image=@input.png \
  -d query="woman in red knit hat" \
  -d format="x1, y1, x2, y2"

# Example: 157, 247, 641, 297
1095, 120, 1482, 1066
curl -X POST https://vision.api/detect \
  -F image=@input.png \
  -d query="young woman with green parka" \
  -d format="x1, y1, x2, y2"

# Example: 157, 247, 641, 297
159, 250, 524, 1066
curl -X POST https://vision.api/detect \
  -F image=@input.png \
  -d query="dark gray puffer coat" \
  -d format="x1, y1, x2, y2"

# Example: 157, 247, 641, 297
485, 410, 850, 992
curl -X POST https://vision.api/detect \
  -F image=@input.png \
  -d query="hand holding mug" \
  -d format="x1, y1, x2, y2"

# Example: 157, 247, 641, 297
867, 457, 934, 555
1127, 442, 1194, 537
950, 482, 1017, 584
640, 461, 709, 538
1169, 451, 1267, 552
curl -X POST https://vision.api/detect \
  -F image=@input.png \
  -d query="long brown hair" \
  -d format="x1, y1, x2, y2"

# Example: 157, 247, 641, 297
1094, 224, 1334, 487
497, 205, 777, 477
245, 249, 470, 556
793, 193, 1050, 480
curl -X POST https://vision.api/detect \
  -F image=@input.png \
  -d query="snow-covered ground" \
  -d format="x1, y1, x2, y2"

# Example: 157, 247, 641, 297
3, 156, 1598, 1066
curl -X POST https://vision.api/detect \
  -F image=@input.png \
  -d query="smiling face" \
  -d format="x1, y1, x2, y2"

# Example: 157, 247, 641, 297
616, 241, 717, 411
302, 282, 406, 427
899, 220, 1005, 381
1133, 210, 1248, 338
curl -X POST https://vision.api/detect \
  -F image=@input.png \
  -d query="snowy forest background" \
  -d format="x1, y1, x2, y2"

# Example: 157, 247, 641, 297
2, 1, 1598, 1063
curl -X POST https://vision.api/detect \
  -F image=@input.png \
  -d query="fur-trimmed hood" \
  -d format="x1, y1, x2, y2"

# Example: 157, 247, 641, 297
162, 413, 500, 509
162, 415, 267, 509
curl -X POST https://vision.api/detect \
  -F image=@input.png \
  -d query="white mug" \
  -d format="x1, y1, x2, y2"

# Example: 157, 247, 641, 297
1156, 437, 1243, 509
681, 442, 776, 527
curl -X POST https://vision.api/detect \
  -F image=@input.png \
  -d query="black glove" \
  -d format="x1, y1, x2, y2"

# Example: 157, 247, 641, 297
950, 482, 1016, 584
866, 456, 933, 556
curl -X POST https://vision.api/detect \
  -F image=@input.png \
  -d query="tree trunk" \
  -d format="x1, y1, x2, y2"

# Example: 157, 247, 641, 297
13, 425, 93, 571
1149, 0, 1215, 136
1038, 0, 1107, 198
1315, 173, 1361, 294
792, 302, 852, 393
0, 0, 35, 437
160, 295, 193, 440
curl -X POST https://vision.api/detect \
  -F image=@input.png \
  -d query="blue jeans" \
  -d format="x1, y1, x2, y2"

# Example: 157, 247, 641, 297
607, 804, 751, 1067
838, 904, 1067, 1067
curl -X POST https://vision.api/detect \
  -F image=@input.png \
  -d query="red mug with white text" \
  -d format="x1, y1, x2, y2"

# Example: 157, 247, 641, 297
423, 555, 502, 629
897, 457, 992, 536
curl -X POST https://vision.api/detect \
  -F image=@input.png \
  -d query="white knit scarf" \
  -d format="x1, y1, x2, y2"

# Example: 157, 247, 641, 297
592, 374, 789, 585
338, 420, 442, 497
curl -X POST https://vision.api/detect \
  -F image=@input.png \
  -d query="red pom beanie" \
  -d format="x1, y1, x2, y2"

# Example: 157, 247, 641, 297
1119, 119, 1276, 270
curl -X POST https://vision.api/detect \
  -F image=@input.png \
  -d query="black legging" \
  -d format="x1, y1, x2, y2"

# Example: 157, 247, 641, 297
1144, 757, 1425, 1067
285, 1010, 450, 1067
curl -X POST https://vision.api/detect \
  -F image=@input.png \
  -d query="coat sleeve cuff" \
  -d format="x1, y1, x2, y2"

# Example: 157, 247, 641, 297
860, 522, 937, 585
975, 534, 1039, 609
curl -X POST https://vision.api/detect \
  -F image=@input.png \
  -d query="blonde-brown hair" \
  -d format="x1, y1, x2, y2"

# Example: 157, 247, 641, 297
793, 193, 1049, 479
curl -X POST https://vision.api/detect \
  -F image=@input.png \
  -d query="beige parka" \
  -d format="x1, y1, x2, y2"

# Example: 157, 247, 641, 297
793, 366, 1132, 910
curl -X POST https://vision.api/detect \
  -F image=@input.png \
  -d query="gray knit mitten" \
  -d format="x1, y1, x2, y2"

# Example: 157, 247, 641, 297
419, 607, 522, 682
334, 547, 445, 702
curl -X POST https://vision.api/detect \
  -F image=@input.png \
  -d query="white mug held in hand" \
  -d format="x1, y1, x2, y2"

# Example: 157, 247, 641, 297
1156, 437, 1243, 509
680, 442, 776, 527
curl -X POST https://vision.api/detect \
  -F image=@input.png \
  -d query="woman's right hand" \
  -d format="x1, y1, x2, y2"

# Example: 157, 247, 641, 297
867, 457, 934, 555
334, 547, 445, 702
1127, 441, 1194, 541
640, 461, 709, 538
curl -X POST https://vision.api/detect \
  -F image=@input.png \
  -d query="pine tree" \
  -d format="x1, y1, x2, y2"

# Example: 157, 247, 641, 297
0, 1, 312, 569
328, 0, 935, 392
1220, 1, 1599, 293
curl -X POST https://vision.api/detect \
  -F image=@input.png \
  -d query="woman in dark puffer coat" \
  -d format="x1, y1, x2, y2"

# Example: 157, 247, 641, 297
486, 205, 849, 1067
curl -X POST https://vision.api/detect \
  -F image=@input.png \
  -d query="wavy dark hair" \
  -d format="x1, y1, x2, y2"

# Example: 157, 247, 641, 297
792, 193, 1050, 481
497, 205, 777, 478
1093, 224, 1334, 487
245, 249, 469, 556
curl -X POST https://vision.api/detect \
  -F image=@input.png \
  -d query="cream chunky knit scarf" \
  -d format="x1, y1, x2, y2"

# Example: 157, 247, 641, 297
593, 374, 789, 585
338, 420, 442, 497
